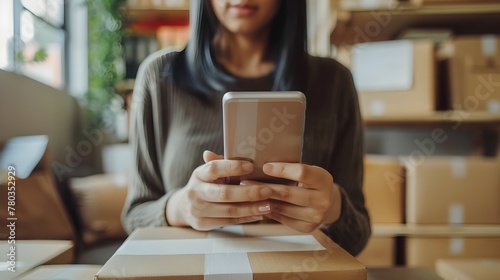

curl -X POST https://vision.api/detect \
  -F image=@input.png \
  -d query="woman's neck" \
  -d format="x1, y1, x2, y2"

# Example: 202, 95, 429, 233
214, 28, 275, 78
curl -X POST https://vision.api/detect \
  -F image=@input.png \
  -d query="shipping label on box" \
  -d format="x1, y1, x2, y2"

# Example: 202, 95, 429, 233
364, 156, 404, 224
352, 40, 436, 116
405, 157, 500, 225
95, 225, 367, 280
406, 237, 500, 271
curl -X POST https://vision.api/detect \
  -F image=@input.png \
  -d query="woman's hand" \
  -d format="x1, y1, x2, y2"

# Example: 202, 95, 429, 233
166, 151, 273, 231
244, 163, 342, 233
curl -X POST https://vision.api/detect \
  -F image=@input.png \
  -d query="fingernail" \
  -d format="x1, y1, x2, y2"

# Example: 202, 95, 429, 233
263, 163, 273, 174
258, 204, 271, 212
242, 162, 253, 172
252, 215, 263, 220
260, 187, 272, 198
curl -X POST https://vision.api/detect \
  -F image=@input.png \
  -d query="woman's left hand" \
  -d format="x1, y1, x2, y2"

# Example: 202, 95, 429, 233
244, 163, 342, 233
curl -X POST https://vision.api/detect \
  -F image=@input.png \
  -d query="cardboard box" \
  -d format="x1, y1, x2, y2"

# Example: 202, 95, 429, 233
406, 237, 500, 270
0, 240, 74, 280
0, 135, 76, 241
356, 237, 395, 268
436, 259, 500, 280
405, 157, 500, 224
352, 40, 436, 117
69, 173, 128, 245
364, 156, 404, 224
16, 265, 102, 280
441, 36, 500, 112
96, 225, 367, 279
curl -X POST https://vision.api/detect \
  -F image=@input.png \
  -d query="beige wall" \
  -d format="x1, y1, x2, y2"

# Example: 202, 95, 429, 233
0, 69, 82, 165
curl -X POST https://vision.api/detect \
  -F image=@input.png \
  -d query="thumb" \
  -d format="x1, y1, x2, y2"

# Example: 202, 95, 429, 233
203, 150, 224, 163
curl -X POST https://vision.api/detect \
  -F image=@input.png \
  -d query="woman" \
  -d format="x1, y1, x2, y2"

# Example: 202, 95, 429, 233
122, 0, 370, 256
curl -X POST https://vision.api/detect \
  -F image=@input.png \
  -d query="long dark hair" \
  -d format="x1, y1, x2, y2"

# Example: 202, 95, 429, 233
168, 0, 308, 99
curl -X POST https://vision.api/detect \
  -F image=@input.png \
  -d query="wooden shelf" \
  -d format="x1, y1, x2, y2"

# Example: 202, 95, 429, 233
331, 2, 500, 45
121, 6, 189, 23
363, 111, 500, 126
372, 224, 500, 238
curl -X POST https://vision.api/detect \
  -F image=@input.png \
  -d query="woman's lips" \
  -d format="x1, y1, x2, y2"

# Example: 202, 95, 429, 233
229, 4, 258, 16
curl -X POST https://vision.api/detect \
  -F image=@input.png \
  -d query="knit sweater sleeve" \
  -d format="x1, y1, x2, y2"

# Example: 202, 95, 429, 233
121, 51, 179, 233
320, 64, 371, 256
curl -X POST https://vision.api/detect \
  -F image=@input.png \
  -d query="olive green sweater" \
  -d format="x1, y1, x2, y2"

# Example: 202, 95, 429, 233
122, 50, 371, 256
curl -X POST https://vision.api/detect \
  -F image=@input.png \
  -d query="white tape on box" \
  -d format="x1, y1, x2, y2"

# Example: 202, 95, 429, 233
448, 203, 464, 225
488, 100, 500, 113
115, 235, 322, 256
204, 253, 252, 280
450, 157, 467, 178
482, 35, 498, 56
370, 100, 386, 116
449, 238, 464, 255
205, 226, 251, 280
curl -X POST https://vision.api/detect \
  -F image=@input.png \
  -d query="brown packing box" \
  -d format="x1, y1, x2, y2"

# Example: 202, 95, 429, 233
16, 265, 102, 280
69, 174, 128, 245
0, 135, 76, 241
441, 36, 500, 112
356, 237, 395, 268
436, 259, 500, 280
363, 156, 404, 224
353, 40, 437, 117
96, 224, 367, 280
406, 237, 500, 270
405, 156, 500, 224
0, 240, 74, 280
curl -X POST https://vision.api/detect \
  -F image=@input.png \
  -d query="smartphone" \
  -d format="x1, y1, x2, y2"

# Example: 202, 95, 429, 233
222, 91, 306, 185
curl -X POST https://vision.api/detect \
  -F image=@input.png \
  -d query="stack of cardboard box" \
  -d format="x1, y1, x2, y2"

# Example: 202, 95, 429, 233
343, 36, 500, 117
342, 36, 500, 272
359, 155, 500, 270
404, 157, 500, 269
357, 156, 405, 267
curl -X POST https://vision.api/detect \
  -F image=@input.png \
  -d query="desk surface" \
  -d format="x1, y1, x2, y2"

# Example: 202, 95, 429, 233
368, 267, 443, 280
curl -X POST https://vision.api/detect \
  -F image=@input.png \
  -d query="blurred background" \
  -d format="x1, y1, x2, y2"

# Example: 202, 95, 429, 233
1, 0, 500, 279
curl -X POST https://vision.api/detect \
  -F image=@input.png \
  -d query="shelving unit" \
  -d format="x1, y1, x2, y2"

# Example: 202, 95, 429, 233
311, 0, 500, 270
331, 2, 500, 45
121, 6, 189, 22
363, 111, 500, 127
121, 3, 189, 34
372, 224, 500, 238
119, 2, 189, 79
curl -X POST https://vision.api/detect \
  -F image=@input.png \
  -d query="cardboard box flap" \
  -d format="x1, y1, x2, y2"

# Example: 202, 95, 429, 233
0, 135, 49, 180
16, 265, 102, 280
0, 240, 74, 280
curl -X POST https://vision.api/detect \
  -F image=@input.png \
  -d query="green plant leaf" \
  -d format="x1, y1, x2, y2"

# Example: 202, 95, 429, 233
85, 0, 125, 128
32, 48, 48, 62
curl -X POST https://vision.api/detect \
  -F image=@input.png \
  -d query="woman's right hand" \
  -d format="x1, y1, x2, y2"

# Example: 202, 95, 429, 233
166, 151, 273, 231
